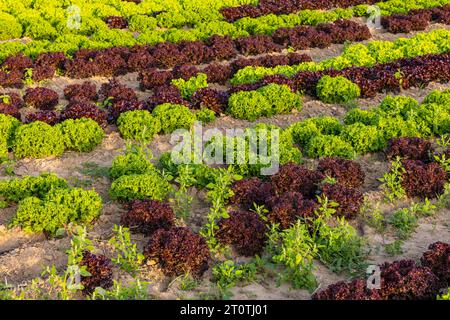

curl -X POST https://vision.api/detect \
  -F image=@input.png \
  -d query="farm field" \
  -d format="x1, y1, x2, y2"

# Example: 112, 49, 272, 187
0, 0, 449, 302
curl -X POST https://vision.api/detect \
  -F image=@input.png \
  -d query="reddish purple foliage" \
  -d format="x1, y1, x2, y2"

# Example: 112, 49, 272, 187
25, 110, 60, 125
420, 241, 450, 286
229, 177, 274, 210
386, 137, 434, 162
313, 242, 450, 300
105, 16, 129, 29
270, 163, 324, 199
147, 85, 187, 109
312, 279, 382, 300
217, 210, 268, 256
127, 46, 155, 72
23, 87, 59, 110
380, 260, 441, 300
139, 68, 172, 90
202, 63, 234, 84
266, 191, 317, 229
107, 100, 146, 123
99, 79, 138, 104
144, 227, 210, 278
35, 52, 67, 69
235, 35, 283, 56
0, 92, 24, 119
64, 81, 98, 102
1, 54, 33, 71
401, 160, 447, 199
151, 42, 186, 69
80, 251, 113, 295
206, 35, 237, 61
61, 101, 108, 127
121, 200, 175, 236
179, 40, 214, 65
321, 183, 364, 219
317, 157, 365, 189
172, 65, 200, 81
220, 0, 378, 22
191, 88, 228, 114
0, 103, 20, 119
0, 70, 24, 88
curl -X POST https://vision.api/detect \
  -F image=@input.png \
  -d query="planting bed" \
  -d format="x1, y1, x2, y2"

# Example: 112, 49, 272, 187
0, 1, 449, 301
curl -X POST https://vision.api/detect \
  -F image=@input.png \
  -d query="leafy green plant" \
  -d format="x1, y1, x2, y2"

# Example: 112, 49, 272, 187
389, 208, 418, 240
176, 273, 200, 292
434, 135, 450, 173
379, 156, 406, 202
270, 220, 318, 291
196, 108, 216, 123
34, 227, 94, 300
385, 240, 404, 256
91, 280, 150, 300
379, 95, 419, 117
0, 12, 23, 41
0, 282, 14, 300
172, 73, 208, 100
344, 108, 380, 126
109, 225, 144, 275
306, 196, 368, 275
436, 183, 450, 209
437, 288, 450, 300
170, 164, 196, 218
363, 203, 386, 233
316, 76, 361, 104
0, 135, 7, 161
340, 123, 384, 154
410, 198, 437, 217
109, 171, 172, 202
22, 68, 34, 86
57, 118, 104, 153
13, 121, 65, 159
152, 103, 196, 134
0, 173, 68, 202
306, 134, 355, 159
0, 114, 21, 148
212, 260, 257, 291
258, 84, 303, 114
289, 116, 342, 147
227, 84, 302, 121
109, 143, 154, 180
316, 217, 367, 275
200, 167, 239, 252
117, 110, 161, 142
11, 188, 103, 235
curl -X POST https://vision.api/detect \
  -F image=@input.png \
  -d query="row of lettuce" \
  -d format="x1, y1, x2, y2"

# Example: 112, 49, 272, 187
0, 0, 448, 63
137, 27, 450, 91
0, 103, 217, 160
114, 90, 450, 181
0, 0, 257, 41
231, 29, 450, 85
1, 87, 449, 164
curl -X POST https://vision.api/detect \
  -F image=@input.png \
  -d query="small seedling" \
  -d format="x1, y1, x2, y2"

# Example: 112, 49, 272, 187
385, 240, 404, 256
109, 225, 144, 275
91, 280, 150, 300
389, 208, 418, 240
170, 165, 196, 218
379, 157, 406, 202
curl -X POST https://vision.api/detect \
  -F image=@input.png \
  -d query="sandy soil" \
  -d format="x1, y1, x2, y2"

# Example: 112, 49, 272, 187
0, 23, 449, 300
